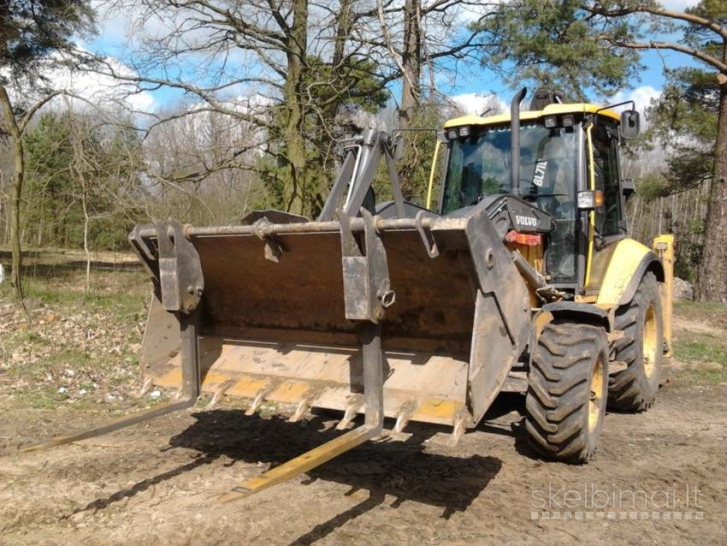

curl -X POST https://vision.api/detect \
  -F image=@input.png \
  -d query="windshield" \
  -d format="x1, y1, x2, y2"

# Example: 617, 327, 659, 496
441, 124, 578, 215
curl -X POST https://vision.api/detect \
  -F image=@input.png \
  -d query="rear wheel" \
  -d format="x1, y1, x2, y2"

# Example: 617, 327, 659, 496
525, 322, 609, 463
608, 272, 663, 412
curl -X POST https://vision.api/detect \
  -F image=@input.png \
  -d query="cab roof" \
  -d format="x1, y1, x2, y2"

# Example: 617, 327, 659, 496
443, 103, 621, 129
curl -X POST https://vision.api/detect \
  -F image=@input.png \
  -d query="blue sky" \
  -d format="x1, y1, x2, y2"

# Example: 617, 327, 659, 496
446, 0, 704, 115
73, 0, 704, 118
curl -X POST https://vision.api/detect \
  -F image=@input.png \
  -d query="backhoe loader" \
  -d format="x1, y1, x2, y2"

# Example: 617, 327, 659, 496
22, 88, 674, 501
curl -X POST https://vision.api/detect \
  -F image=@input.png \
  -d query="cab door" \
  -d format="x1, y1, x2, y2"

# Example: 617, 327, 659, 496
584, 120, 628, 295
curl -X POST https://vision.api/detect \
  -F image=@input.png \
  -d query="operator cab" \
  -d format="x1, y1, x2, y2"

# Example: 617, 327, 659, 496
436, 96, 639, 294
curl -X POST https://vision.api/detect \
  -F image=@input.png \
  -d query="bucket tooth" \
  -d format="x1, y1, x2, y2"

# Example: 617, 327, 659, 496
394, 401, 417, 434
336, 396, 364, 431
207, 380, 236, 409
289, 393, 316, 423
448, 412, 469, 447
245, 387, 270, 416
139, 377, 154, 397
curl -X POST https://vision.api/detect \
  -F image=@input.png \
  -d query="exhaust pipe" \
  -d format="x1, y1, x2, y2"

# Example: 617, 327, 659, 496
510, 88, 527, 197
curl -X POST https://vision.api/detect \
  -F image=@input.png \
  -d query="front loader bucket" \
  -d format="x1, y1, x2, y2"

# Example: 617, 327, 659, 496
21, 128, 534, 501
133, 209, 532, 436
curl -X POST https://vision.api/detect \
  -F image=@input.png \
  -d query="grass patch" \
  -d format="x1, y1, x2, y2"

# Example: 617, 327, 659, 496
8, 349, 90, 381
675, 336, 727, 365
1, 255, 150, 413
673, 301, 727, 383
674, 301, 727, 329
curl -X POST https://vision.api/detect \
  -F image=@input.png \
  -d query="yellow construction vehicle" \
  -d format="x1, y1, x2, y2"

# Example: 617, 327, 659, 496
23, 88, 673, 501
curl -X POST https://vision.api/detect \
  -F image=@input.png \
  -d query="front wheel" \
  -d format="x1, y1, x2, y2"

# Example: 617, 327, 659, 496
525, 322, 609, 464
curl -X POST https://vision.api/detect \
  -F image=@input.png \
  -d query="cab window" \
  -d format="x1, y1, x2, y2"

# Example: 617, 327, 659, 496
590, 124, 623, 237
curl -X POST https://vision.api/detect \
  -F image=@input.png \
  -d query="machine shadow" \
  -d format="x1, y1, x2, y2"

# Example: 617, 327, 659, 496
170, 410, 502, 521
65, 453, 221, 517
62, 391, 526, 523
477, 392, 539, 458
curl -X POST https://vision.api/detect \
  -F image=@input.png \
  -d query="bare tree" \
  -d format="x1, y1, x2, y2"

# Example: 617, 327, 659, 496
96, 0, 394, 216
0, 88, 67, 300
0, 0, 95, 300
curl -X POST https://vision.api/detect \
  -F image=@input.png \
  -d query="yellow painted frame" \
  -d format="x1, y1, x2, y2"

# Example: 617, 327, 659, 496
426, 139, 442, 210
584, 122, 596, 290
652, 234, 674, 356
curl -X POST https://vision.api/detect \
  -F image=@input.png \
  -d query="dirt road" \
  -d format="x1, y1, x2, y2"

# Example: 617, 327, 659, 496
1, 369, 725, 545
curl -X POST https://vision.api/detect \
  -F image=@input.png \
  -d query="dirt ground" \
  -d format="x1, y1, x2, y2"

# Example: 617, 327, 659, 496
1, 375, 724, 544
0, 280, 726, 544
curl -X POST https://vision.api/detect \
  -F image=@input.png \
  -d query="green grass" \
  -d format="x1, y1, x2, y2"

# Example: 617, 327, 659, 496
672, 301, 727, 384
674, 300, 727, 320
8, 349, 89, 381
675, 337, 727, 365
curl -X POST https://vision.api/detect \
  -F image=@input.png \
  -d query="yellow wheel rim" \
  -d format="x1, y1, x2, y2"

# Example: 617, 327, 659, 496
588, 356, 605, 433
643, 305, 658, 380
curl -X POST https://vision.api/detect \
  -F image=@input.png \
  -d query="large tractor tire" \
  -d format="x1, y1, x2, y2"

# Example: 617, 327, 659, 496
525, 322, 609, 463
608, 272, 663, 412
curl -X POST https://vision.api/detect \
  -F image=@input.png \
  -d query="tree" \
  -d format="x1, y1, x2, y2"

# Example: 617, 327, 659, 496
375, 0, 488, 193
101, 0, 397, 217
0, 0, 95, 300
141, 101, 266, 225
23, 111, 145, 252
100, 0, 490, 217
641, 68, 717, 196
474, 1, 727, 302
472, 1, 641, 99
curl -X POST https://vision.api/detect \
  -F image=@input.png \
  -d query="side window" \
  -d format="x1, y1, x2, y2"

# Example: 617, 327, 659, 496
590, 124, 622, 237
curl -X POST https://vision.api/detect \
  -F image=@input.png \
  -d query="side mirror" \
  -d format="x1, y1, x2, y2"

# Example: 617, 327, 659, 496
620, 110, 640, 139
622, 178, 635, 200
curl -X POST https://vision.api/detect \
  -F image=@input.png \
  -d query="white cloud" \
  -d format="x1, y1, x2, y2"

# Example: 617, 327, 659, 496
52, 57, 155, 113
453, 2, 497, 24
450, 92, 506, 116
3, 53, 156, 116
611, 85, 662, 114
662, 0, 701, 9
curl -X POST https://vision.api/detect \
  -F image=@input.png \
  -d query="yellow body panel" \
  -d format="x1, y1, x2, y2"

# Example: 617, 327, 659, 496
595, 238, 656, 307
652, 234, 674, 356
444, 103, 620, 129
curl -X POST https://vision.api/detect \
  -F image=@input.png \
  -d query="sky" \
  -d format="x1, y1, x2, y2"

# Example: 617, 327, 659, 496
448, 0, 704, 116
63, 0, 705, 120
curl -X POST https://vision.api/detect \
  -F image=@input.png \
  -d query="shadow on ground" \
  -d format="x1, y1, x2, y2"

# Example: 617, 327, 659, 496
63, 393, 540, 542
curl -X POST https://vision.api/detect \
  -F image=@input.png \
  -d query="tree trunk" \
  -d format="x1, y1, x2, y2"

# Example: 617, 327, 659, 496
396, 0, 423, 197
399, 0, 422, 130
0, 86, 24, 301
281, 0, 309, 215
697, 77, 727, 302
10, 138, 24, 301
82, 186, 91, 295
